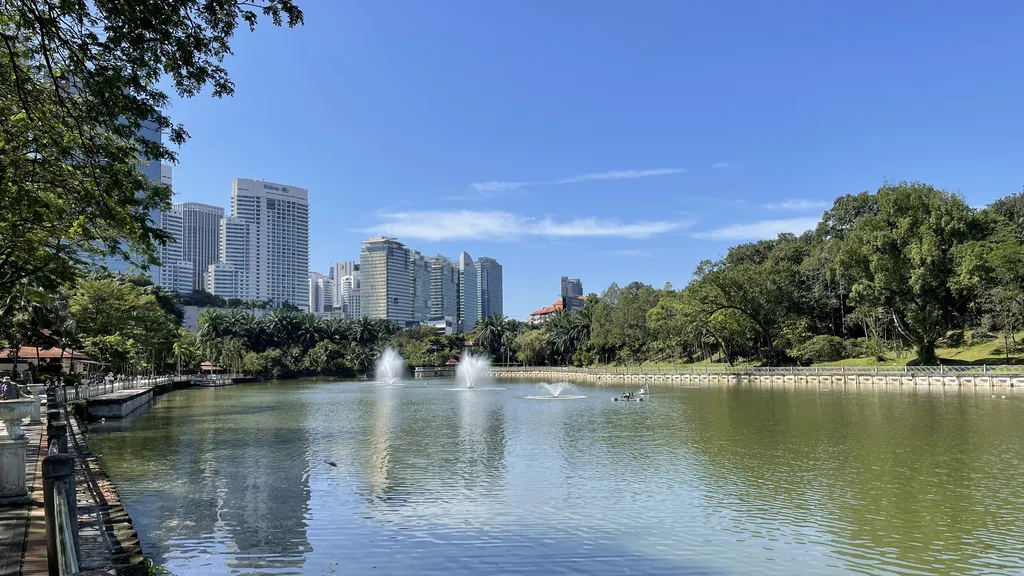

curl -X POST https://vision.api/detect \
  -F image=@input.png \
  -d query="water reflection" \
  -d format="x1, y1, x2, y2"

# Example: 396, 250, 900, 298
87, 381, 1024, 575
89, 386, 312, 574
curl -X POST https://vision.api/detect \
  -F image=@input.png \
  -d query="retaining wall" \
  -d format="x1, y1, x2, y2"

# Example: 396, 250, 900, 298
491, 369, 1023, 389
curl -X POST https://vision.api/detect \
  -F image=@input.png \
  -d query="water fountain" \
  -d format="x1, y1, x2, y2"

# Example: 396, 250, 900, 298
448, 353, 503, 391
525, 381, 587, 400
374, 347, 405, 386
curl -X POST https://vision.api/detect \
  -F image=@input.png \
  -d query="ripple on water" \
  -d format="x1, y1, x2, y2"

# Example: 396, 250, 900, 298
87, 381, 1024, 575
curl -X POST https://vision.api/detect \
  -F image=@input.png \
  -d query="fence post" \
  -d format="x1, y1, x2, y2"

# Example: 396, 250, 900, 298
43, 453, 79, 576
50, 421, 68, 454
940, 365, 944, 375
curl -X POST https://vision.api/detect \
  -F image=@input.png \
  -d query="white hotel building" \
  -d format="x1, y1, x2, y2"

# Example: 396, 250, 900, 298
207, 178, 309, 311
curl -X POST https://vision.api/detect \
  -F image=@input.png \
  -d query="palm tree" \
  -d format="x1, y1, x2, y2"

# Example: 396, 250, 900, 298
297, 314, 324, 350
351, 316, 379, 347
172, 331, 198, 375
474, 313, 507, 360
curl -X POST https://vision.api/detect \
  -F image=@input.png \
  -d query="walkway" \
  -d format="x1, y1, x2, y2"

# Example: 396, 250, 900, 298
0, 418, 48, 576
0, 409, 147, 575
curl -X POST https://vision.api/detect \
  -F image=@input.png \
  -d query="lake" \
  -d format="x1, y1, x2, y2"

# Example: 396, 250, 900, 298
87, 379, 1024, 575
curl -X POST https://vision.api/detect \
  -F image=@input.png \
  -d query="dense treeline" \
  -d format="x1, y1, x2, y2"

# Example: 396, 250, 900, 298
4, 182, 1023, 380
489, 182, 1024, 367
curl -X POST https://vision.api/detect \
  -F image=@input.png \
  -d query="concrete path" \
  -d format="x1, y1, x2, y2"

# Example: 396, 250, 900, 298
0, 419, 48, 576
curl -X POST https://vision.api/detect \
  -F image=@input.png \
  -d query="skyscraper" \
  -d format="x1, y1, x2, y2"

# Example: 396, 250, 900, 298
339, 274, 362, 319
231, 178, 310, 311
560, 276, 585, 311
561, 276, 583, 298
409, 251, 430, 323
457, 252, 479, 332
172, 202, 224, 290
308, 272, 334, 314
476, 257, 503, 319
211, 216, 257, 299
155, 210, 194, 293
428, 255, 458, 320
360, 237, 412, 324
329, 261, 358, 305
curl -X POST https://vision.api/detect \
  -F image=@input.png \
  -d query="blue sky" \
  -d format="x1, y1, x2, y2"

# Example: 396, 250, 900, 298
165, 0, 1024, 318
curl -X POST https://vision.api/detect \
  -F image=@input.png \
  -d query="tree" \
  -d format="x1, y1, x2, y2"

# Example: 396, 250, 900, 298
69, 277, 179, 367
840, 181, 976, 363
0, 1, 303, 309
514, 330, 550, 366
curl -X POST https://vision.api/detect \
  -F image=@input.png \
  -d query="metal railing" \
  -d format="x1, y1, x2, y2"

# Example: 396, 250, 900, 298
53, 374, 193, 403
489, 364, 1024, 376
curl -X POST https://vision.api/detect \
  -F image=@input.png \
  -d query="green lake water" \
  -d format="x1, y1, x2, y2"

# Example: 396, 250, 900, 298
87, 380, 1024, 575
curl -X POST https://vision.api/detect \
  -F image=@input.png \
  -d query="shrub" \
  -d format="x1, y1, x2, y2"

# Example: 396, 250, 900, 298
938, 330, 964, 348
791, 335, 847, 364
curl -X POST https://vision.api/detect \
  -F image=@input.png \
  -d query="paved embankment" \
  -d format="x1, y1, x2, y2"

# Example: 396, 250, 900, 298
67, 415, 147, 575
491, 368, 1024, 390
0, 407, 148, 575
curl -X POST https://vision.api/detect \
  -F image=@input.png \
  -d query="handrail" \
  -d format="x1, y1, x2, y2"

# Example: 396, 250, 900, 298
43, 453, 79, 576
52, 481, 80, 575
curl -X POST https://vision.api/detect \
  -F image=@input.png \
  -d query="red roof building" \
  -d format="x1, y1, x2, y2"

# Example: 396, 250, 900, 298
527, 296, 585, 324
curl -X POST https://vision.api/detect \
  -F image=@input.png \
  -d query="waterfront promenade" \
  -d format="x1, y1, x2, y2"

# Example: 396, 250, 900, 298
1, 377, 201, 575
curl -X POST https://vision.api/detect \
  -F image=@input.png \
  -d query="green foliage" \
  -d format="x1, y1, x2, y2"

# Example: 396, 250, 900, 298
791, 335, 848, 364
0, 0, 303, 310
505, 182, 1024, 367
70, 278, 179, 371
515, 330, 551, 365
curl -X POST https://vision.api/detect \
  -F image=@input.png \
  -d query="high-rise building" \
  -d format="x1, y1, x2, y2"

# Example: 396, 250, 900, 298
154, 210, 194, 293
561, 276, 583, 298
428, 255, 458, 320
409, 251, 430, 323
560, 276, 585, 311
339, 274, 362, 319
360, 237, 412, 324
231, 178, 310, 311
329, 261, 358, 305
457, 252, 479, 332
212, 216, 257, 300
476, 257, 503, 320
206, 262, 240, 299
102, 121, 164, 276
172, 202, 224, 290
308, 272, 334, 314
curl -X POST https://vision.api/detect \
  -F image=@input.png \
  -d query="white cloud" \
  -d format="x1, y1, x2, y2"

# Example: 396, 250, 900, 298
693, 217, 820, 241
470, 168, 684, 193
614, 249, 653, 258
711, 161, 736, 169
762, 199, 831, 211
366, 210, 693, 242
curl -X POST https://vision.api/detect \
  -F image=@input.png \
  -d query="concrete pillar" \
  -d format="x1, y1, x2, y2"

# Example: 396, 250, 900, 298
0, 438, 28, 498
43, 453, 79, 574
30, 394, 42, 423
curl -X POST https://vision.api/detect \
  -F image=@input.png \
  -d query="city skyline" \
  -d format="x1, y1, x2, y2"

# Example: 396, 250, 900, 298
158, 2, 1023, 319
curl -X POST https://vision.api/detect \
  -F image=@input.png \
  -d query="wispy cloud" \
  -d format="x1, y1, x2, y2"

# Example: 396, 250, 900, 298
693, 217, 819, 241
762, 199, 830, 211
470, 168, 684, 193
711, 161, 736, 169
366, 210, 693, 242
614, 249, 653, 258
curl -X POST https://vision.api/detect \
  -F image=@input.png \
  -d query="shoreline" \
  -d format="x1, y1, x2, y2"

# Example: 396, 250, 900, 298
66, 413, 148, 575
490, 368, 1024, 390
